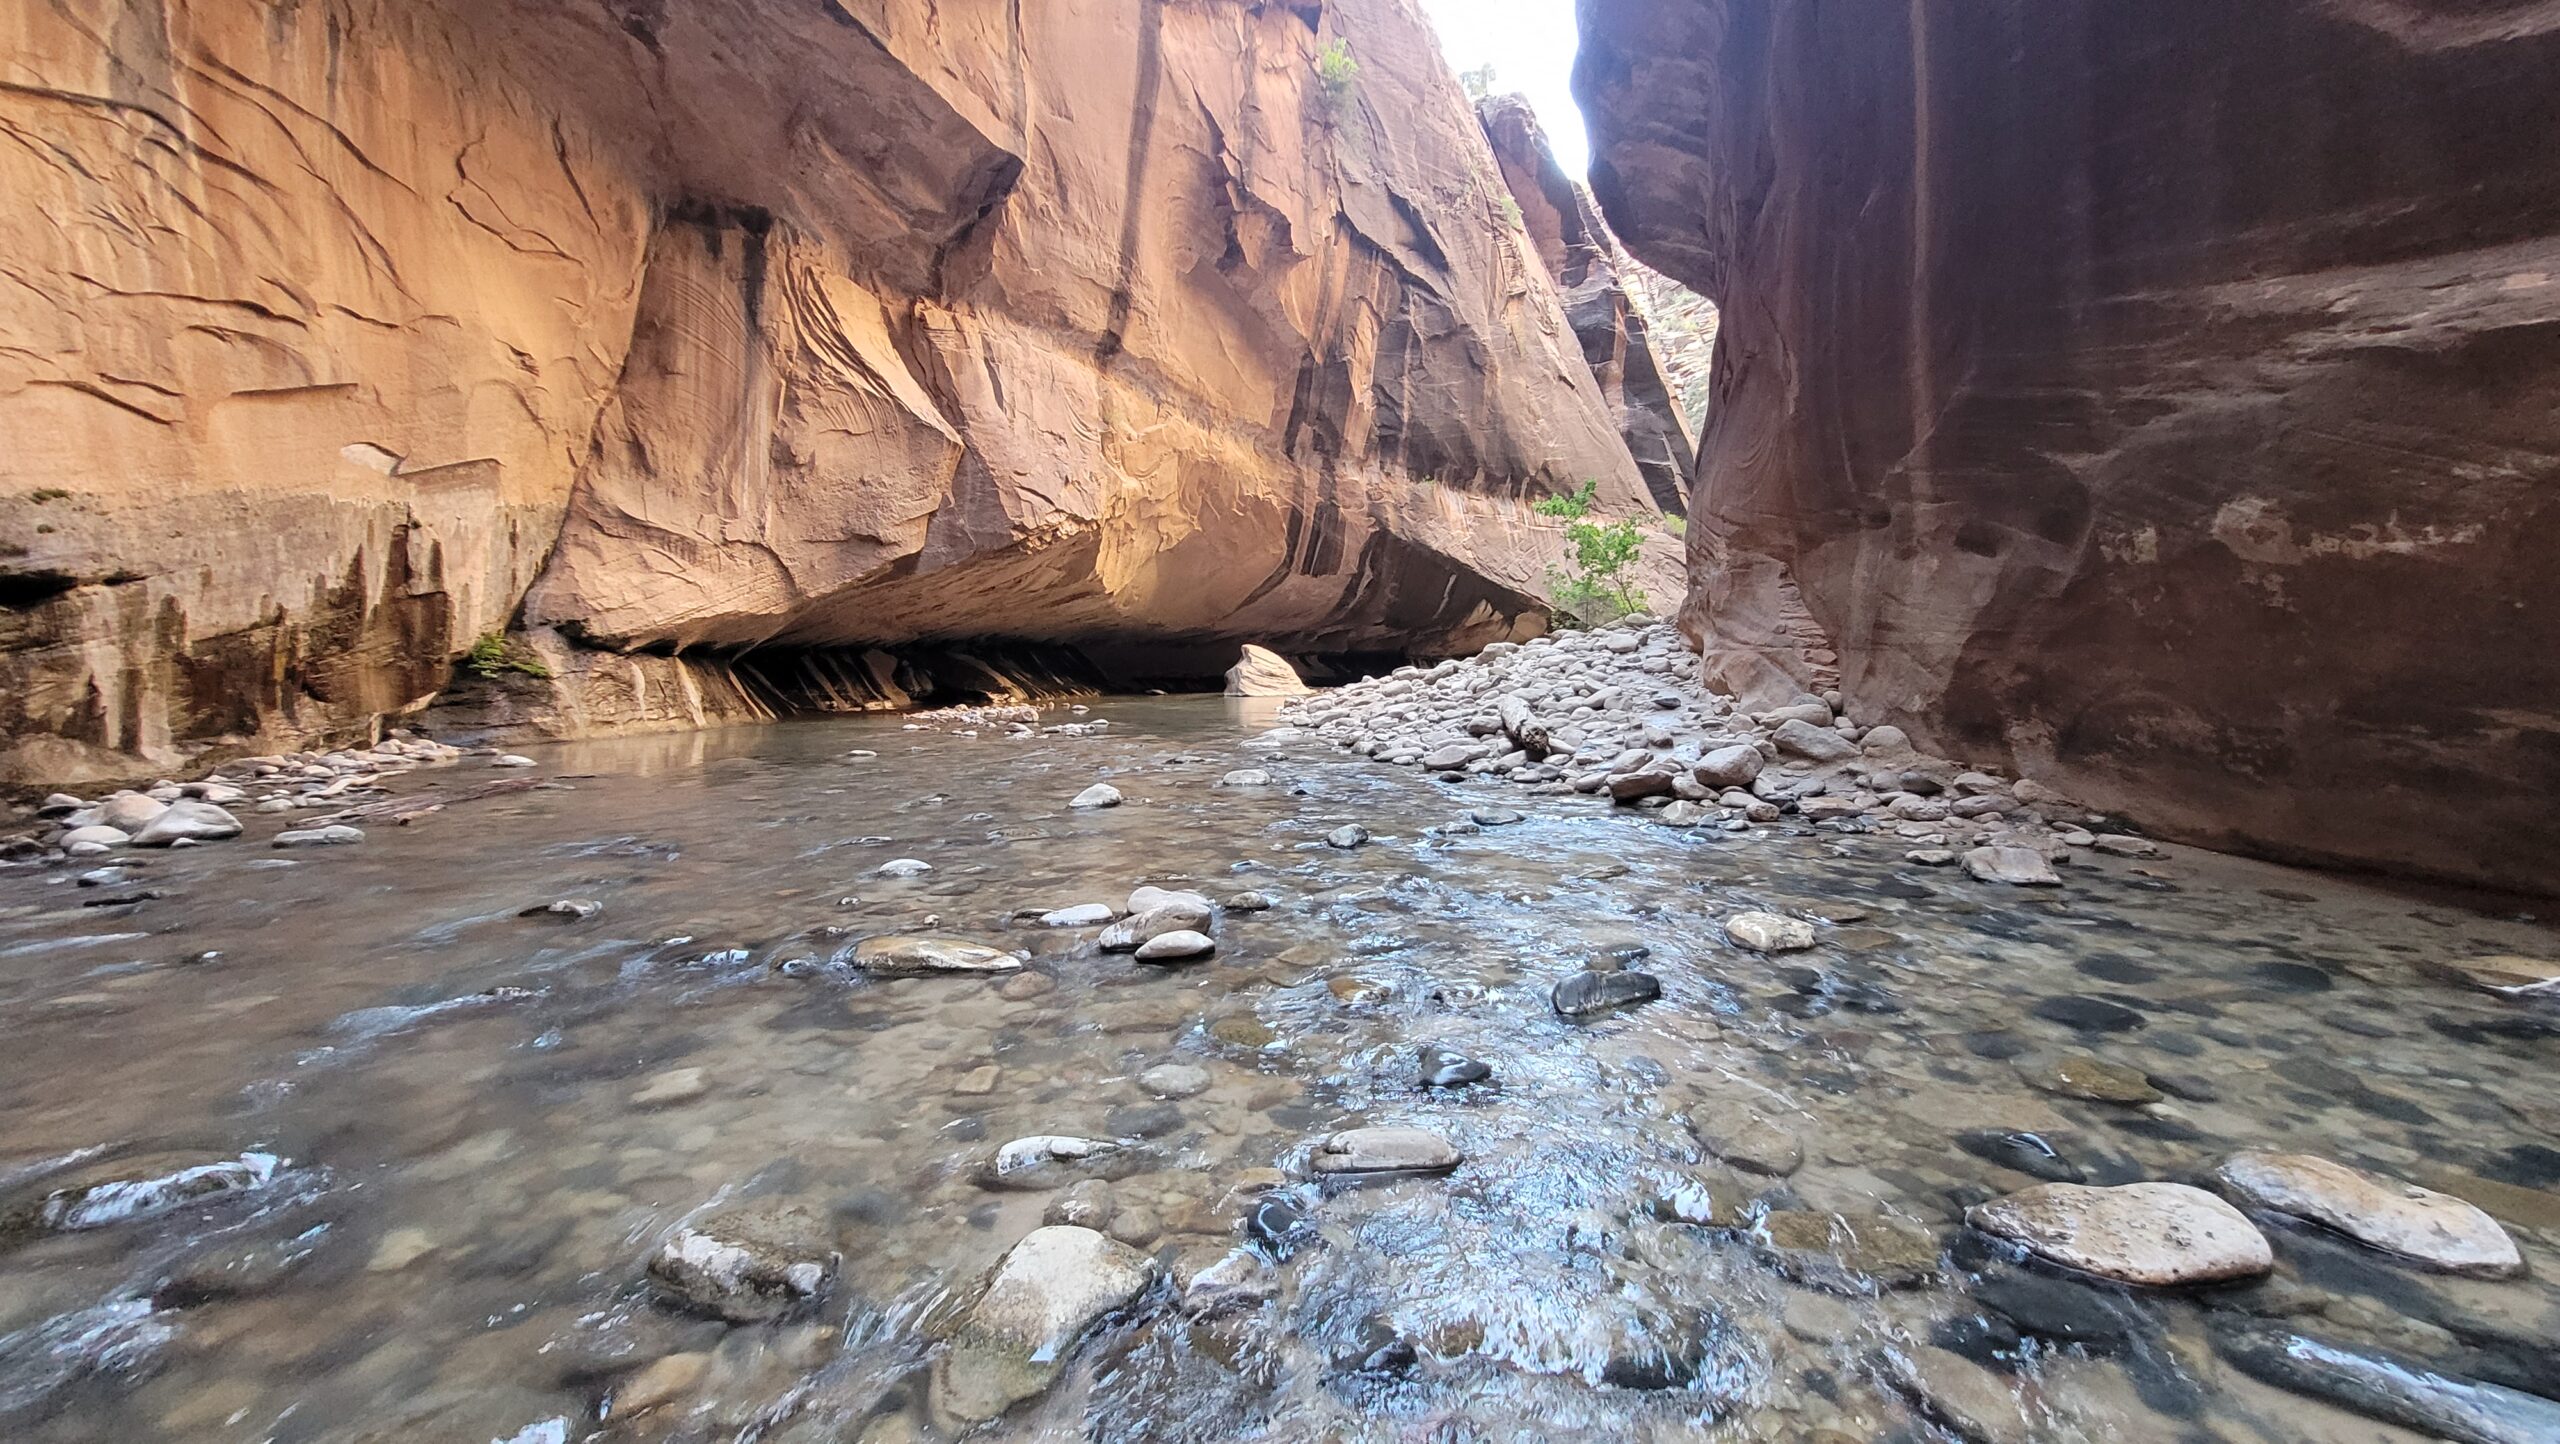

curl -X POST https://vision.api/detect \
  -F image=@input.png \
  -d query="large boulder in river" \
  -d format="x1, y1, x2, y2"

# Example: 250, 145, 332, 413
0, 0, 1657, 780
933, 1225, 1156, 1425
1225, 646, 1311, 699
1578, 0, 2560, 898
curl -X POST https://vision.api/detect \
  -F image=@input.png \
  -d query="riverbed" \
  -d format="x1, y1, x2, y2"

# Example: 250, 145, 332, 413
1, 697, 2555, 1442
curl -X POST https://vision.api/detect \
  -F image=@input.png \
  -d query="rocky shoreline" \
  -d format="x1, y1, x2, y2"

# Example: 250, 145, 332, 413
1276, 617, 2150, 886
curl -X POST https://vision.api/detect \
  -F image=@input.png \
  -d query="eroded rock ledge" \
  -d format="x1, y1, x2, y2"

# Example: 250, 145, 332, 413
1, 0, 1658, 784
1577, 0, 2560, 896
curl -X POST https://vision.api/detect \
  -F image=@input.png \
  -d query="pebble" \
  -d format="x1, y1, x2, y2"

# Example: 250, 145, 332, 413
1309, 1126, 1460, 1175
1325, 824, 1369, 849
2215, 1151, 2522, 1277
1968, 1182, 2272, 1286
1724, 911, 1817, 953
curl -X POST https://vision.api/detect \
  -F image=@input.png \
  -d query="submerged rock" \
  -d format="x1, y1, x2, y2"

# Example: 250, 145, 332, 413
1136, 1064, 1210, 1099
644, 1203, 837, 1322
1037, 903, 1114, 927
10, 1151, 286, 1236
850, 936, 1021, 975
977, 1136, 1141, 1191
1968, 1183, 2272, 1286
2014, 1053, 2161, 1104
1753, 1209, 1941, 1292
2215, 1152, 2522, 1278
1309, 1126, 1460, 1176
1886, 1345, 2038, 1444
1553, 970, 1661, 1017
1964, 847, 2062, 887
936, 1226, 1156, 1424
2213, 1322, 2560, 1444
1956, 1130, 2085, 1184
1688, 1108, 1804, 1177
1325, 824, 1370, 850
1418, 1044, 1491, 1088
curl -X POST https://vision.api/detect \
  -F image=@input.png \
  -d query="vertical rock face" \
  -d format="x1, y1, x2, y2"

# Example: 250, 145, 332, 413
1578, 0, 2560, 895
0, 0, 1654, 781
1475, 95, 1695, 515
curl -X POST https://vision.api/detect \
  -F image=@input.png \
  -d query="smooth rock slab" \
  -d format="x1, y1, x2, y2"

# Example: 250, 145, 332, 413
1309, 1126, 1460, 1175
645, 1204, 837, 1322
1038, 903, 1115, 927
851, 936, 1022, 976
130, 801, 242, 846
2214, 1322, 2560, 1444
1552, 969, 1661, 1017
1724, 911, 1818, 953
1133, 929, 1215, 963
1964, 846, 2062, 886
274, 824, 365, 848
935, 1226, 1157, 1424
2216, 1152, 2522, 1278
1968, 1183, 2272, 1286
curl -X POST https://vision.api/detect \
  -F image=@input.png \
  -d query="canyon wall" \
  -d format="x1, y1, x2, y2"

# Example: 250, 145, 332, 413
1474, 94, 1694, 515
1578, 0, 2560, 895
0, 0, 1660, 781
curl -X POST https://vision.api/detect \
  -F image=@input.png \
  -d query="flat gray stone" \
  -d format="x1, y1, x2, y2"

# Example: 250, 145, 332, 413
1968, 1182, 2271, 1286
851, 936, 1022, 976
2216, 1152, 2522, 1278
1309, 1125, 1460, 1175
934, 1226, 1156, 1424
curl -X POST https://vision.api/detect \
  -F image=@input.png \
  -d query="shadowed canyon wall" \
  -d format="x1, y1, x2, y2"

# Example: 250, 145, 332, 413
0, 0, 1664, 780
1578, 0, 2560, 895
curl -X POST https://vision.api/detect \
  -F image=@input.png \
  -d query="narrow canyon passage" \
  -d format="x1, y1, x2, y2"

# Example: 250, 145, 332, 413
2, 0, 2557, 1441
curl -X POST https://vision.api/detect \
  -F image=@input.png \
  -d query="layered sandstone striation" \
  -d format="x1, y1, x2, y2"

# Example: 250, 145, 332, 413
1475, 94, 1694, 515
0, 0, 1660, 783
1578, 0, 2560, 895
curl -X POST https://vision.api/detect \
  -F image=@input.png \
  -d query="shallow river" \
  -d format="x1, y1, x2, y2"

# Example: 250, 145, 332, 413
1, 697, 2556, 1442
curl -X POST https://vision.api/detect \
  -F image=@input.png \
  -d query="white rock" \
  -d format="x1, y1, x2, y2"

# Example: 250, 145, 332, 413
1069, 783, 1123, 809
59, 825, 131, 850
934, 1226, 1156, 1423
1309, 1125, 1461, 1175
1968, 1182, 2272, 1286
1134, 929, 1215, 963
872, 858, 934, 877
1127, 886, 1213, 914
850, 936, 1022, 975
130, 801, 243, 846
274, 825, 364, 847
1963, 846, 2061, 887
1224, 644, 1311, 697
1220, 769, 1274, 786
1725, 911, 1818, 953
2216, 1152, 2522, 1278
1137, 1064, 1210, 1099
1038, 903, 1115, 927
492, 754, 537, 768
1101, 901, 1214, 952
97, 793, 169, 832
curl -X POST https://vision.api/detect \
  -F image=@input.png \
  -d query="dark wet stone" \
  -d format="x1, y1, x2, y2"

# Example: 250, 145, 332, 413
1930, 1313, 2022, 1367
941, 1116, 988, 1142
1330, 1316, 1418, 1377
2324, 1010, 2399, 1039
1969, 1266, 2156, 1350
2484, 1144, 2560, 1190
2213, 1321, 2560, 1444
1876, 878, 1936, 899
1599, 1310, 1724, 1390
2246, 961, 2337, 992
2144, 1029, 2206, 1058
1552, 970, 1661, 1018
2149, 1072, 2221, 1103
1955, 1130, 2084, 1184
2076, 954, 2163, 985
1244, 1196, 1315, 1259
1418, 1045, 1491, 1088
1596, 942, 1653, 967
1961, 1031, 2029, 1060
1104, 1103, 1185, 1139
2106, 1115, 2206, 1143
1264, 1104, 1332, 1130
2032, 995, 2146, 1033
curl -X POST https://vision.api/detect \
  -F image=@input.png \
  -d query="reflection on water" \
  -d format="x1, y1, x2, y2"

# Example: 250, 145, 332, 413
0, 698, 2554, 1442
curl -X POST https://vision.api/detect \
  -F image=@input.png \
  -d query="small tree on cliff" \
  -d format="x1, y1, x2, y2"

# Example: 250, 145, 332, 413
1534, 480, 1648, 626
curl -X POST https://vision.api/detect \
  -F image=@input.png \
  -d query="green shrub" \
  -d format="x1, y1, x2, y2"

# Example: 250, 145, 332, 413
464, 632, 552, 680
1534, 481, 1649, 626
1316, 39, 1358, 118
